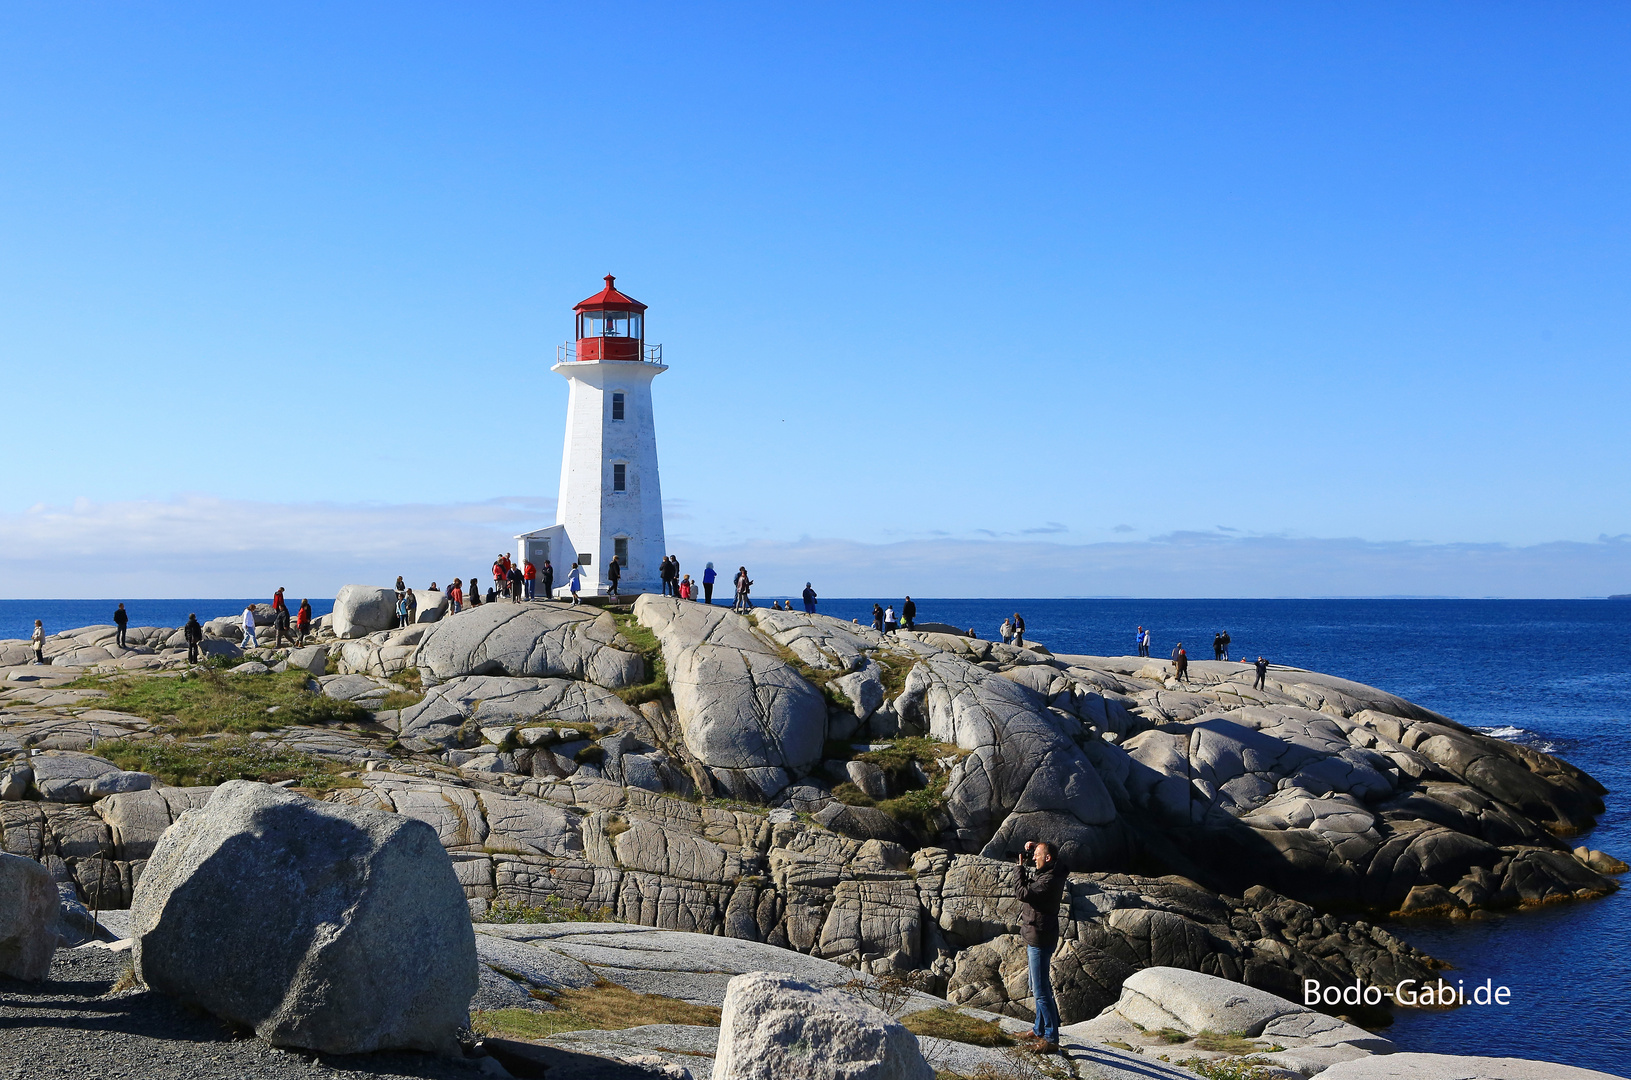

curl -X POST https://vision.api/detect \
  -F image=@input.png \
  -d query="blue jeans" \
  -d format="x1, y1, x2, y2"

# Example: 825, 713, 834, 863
1028, 944, 1059, 1043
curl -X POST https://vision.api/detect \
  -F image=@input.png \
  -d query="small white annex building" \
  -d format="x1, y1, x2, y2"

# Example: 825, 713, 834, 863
517, 276, 667, 595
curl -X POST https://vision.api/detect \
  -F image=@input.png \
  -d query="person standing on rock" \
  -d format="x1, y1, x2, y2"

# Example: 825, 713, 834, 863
1213, 632, 1224, 661
541, 559, 554, 601
607, 554, 622, 599
394, 576, 406, 604
395, 592, 410, 629
802, 582, 817, 613
1012, 613, 1025, 647
509, 564, 524, 603
1171, 643, 1189, 682
1135, 626, 1145, 658
405, 590, 418, 625
883, 605, 898, 633
494, 557, 508, 601
241, 604, 259, 649
1219, 630, 1231, 661
31, 619, 45, 664
184, 613, 203, 663
567, 562, 583, 605
274, 602, 292, 647
1254, 655, 1269, 691
1016, 840, 1065, 1054
736, 569, 754, 611
523, 558, 536, 601
902, 596, 916, 630
1000, 617, 1013, 643
113, 603, 128, 649
703, 562, 716, 604
295, 599, 311, 645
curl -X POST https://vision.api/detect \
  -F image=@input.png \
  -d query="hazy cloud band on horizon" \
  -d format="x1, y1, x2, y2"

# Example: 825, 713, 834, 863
0, 495, 1625, 599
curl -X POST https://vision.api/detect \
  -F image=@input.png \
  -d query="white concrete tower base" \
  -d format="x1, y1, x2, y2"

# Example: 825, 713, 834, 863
552, 358, 667, 595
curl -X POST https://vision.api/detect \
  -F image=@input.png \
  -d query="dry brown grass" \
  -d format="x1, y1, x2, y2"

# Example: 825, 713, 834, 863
902, 1007, 1014, 1047
471, 979, 720, 1041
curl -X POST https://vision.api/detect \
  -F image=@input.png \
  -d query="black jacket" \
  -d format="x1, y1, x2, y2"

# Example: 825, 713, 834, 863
114, 609, 127, 626
1016, 859, 1067, 949
183, 618, 203, 644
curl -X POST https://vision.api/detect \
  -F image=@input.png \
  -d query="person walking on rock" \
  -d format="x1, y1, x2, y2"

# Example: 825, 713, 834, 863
184, 613, 203, 663
703, 563, 716, 604
241, 604, 259, 649
523, 559, 536, 601
113, 603, 128, 649
274, 601, 292, 647
1171, 643, 1189, 683
802, 582, 817, 613
31, 619, 45, 664
872, 604, 885, 632
1254, 655, 1269, 691
607, 554, 621, 599
541, 559, 554, 601
567, 562, 583, 605
902, 596, 916, 630
1012, 613, 1026, 648
1016, 840, 1066, 1053
295, 599, 311, 645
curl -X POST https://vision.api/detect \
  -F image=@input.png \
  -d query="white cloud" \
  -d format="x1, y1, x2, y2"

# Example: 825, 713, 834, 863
0, 495, 1626, 599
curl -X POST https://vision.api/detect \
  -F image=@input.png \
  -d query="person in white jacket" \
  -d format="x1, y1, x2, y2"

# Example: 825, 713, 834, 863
31, 620, 45, 664
567, 563, 583, 606
241, 605, 259, 648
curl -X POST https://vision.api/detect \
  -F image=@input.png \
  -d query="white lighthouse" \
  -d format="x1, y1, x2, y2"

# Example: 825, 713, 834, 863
516, 276, 667, 596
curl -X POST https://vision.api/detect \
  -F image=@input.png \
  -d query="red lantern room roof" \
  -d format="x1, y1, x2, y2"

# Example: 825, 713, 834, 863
573, 274, 647, 313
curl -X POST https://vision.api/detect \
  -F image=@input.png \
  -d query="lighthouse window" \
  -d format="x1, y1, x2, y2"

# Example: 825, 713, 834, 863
614, 537, 628, 566
578, 311, 642, 339
613, 463, 627, 491
611, 392, 625, 421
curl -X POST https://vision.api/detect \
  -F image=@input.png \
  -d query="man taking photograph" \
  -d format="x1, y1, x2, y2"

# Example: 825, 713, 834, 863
1016, 839, 1066, 1053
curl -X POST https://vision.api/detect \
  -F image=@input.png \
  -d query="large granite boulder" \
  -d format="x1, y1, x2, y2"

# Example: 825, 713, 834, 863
0, 852, 60, 980
896, 653, 1122, 868
635, 597, 827, 781
416, 603, 645, 689
332, 585, 399, 639
1318, 1053, 1623, 1080
29, 751, 152, 803
131, 780, 476, 1055
713, 971, 932, 1080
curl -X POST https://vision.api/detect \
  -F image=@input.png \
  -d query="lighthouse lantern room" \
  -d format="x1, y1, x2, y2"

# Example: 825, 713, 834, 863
518, 276, 668, 596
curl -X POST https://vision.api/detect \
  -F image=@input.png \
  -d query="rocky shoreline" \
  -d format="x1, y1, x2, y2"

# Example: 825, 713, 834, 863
2, 591, 1627, 1078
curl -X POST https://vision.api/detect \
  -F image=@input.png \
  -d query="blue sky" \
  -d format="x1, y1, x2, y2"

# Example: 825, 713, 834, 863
1, 4, 1628, 597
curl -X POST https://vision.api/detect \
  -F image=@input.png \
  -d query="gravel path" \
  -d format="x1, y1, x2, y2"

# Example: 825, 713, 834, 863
0, 948, 494, 1080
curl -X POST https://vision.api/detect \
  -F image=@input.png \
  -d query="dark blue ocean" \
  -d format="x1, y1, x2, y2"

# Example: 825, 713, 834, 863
3, 596, 1628, 1071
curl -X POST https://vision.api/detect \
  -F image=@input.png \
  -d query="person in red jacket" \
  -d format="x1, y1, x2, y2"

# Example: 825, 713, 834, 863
523, 559, 537, 601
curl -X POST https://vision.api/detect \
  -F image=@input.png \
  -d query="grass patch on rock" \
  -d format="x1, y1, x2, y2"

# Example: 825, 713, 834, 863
73, 668, 371, 736
1175, 1058, 1282, 1080
1192, 1031, 1279, 1054
478, 897, 618, 924
612, 613, 670, 707
98, 735, 362, 791
472, 979, 720, 1041
902, 1007, 1014, 1047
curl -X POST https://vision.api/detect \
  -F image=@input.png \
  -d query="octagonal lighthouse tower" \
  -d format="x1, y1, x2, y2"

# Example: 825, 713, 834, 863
523, 275, 667, 596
